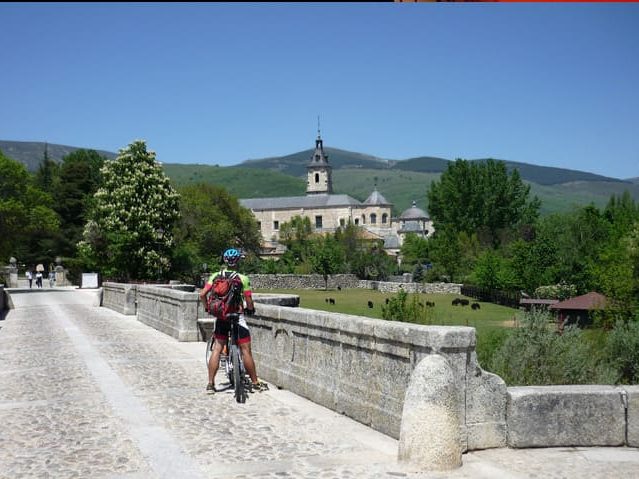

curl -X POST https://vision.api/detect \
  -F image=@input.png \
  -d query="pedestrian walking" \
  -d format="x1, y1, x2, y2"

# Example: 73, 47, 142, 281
35, 271, 43, 288
26, 270, 33, 288
48, 271, 55, 288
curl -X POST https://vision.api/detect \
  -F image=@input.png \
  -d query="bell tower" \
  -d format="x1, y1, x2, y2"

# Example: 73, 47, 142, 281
306, 122, 333, 195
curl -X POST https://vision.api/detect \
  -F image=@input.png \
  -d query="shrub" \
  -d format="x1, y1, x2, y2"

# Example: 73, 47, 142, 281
381, 288, 433, 324
489, 309, 613, 385
603, 319, 639, 384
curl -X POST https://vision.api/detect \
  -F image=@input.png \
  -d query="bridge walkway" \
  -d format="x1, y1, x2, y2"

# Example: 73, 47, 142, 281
1, 288, 639, 478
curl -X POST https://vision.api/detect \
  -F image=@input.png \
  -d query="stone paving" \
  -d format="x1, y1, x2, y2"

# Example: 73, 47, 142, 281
2, 288, 639, 478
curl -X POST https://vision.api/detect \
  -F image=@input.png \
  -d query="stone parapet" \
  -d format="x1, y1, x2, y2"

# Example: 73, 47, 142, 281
247, 303, 506, 449
102, 282, 138, 315
136, 285, 200, 341
507, 385, 626, 448
626, 386, 639, 447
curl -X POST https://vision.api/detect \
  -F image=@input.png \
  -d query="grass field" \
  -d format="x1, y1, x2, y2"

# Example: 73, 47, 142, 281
255, 288, 520, 332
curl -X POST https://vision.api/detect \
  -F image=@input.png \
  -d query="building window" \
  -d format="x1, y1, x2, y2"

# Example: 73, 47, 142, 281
382, 213, 388, 224
273, 221, 279, 230
361, 214, 366, 225
315, 215, 323, 229
315, 173, 320, 184
370, 213, 377, 224
339, 218, 345, 227
354, 218, 359, 225
257, 221, 261, 230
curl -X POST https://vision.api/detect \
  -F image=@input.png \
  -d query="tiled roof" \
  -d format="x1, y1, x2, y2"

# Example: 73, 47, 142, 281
364, 188, 391, 206
549, 292, 607, 311
240, 194, 362, 211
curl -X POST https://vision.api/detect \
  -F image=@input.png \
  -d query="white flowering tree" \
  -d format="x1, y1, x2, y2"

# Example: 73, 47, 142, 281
78, 140, 180, 281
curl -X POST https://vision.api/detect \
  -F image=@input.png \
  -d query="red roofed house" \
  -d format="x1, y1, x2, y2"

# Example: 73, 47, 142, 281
549, 292, 607, 330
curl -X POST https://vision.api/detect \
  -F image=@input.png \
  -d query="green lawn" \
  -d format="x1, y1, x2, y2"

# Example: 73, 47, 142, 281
255, 288, 520, 332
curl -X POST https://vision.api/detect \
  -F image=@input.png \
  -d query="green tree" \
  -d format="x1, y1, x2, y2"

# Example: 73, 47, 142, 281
279, 215, 313, 264
427, 228, 479, 282
53, 150, 106, 257
78, 140, 180, 281
34, 144, 60, 194
0, 150, 60, 263
308, 235, 344, 289
399, 233, 430, 270
173, 182, 261, 280
427, 159, 540, 248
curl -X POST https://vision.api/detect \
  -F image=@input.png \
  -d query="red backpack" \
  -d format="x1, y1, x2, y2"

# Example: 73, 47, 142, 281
207, 271, 243, 320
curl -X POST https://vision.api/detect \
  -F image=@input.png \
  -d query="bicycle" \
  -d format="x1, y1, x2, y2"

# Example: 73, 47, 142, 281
205, 313, 252, 403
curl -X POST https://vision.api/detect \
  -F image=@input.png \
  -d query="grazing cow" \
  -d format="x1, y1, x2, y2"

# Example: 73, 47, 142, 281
329, 298, 335, 305
460, 299, 470, 306
325, 298, 329, 303
385, 298, 390, 304
367, 301, 374, 308
337, 286, 342, 291
452, 298, 461, 306
472, 303, 481, 310
426, 301, 435, 307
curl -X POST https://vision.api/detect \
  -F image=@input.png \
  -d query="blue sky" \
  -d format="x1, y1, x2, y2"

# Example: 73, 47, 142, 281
2, 2, 638, 179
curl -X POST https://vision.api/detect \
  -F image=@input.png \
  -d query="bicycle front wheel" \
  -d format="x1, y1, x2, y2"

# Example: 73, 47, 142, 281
230, 344, 245, 403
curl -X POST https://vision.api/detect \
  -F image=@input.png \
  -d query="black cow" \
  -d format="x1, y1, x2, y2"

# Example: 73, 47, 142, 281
329, 298, 335, 305
367, 301, 374, 308
471, 303, 481, 310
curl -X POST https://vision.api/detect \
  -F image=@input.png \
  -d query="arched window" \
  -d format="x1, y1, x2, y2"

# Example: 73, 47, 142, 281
370, 213, 377, 224
354, 218, 359, 225
382, 213, 388, 224
361, 214, 366, 224
315, 173, 320, 183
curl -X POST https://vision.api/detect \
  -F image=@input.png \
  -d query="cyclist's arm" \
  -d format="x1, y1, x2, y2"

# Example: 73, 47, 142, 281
240, 274, 255, 314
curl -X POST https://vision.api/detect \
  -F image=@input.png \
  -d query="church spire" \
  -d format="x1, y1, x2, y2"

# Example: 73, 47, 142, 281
306, 121, 333, 194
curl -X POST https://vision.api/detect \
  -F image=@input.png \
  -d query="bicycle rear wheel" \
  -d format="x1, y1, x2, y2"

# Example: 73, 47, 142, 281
230, 344, 246, 403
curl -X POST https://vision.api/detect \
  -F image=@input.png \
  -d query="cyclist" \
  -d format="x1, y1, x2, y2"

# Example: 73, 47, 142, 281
199, 248, 267, 394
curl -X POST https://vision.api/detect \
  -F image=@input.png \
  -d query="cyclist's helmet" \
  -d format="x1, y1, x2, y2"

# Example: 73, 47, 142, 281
223, 248, 242, 267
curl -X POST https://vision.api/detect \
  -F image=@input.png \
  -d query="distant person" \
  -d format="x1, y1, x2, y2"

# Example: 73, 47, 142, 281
26, 270, 33, 288
35, 271, 43, 288
48, 271, 55, 288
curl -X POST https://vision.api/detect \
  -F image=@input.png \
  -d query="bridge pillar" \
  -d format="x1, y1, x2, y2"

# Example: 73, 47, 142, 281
398, 354, 463, 471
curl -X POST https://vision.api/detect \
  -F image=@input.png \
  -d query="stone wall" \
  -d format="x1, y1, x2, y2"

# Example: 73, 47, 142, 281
247, 303, 506, 450
249, 274, 461, 295
249, 274, 360, 290
360, 280, 462, 295
136, 285, 200, 341
102, 282, 138, 316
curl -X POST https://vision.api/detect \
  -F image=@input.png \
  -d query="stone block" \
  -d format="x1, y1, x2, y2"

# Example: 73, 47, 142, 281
507, 385, 625, 448
625, 386, 639, 447
399, 354, 463, 471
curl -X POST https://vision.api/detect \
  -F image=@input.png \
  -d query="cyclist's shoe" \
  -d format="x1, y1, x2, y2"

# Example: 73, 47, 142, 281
251, 380, 269, 392
206, 383, 216, 394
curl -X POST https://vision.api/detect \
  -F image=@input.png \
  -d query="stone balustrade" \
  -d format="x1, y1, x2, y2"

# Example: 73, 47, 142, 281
98, 280, 639, 468
248, 274, 360, 290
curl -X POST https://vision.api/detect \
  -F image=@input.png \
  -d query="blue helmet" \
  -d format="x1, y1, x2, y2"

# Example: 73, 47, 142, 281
223, 248, 242, 266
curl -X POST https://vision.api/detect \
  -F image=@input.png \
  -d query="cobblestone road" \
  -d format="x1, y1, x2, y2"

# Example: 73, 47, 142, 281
2, 288, 639, 479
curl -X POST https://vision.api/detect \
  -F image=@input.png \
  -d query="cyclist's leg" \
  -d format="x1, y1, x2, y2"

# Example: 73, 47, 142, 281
208, 319, 231, 388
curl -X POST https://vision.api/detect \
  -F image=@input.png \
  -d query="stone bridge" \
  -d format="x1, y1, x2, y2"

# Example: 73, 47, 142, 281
1, 283, 639, 478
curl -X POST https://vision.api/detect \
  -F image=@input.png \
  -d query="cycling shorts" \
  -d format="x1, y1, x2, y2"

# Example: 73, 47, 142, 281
213, 315, 251, 345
